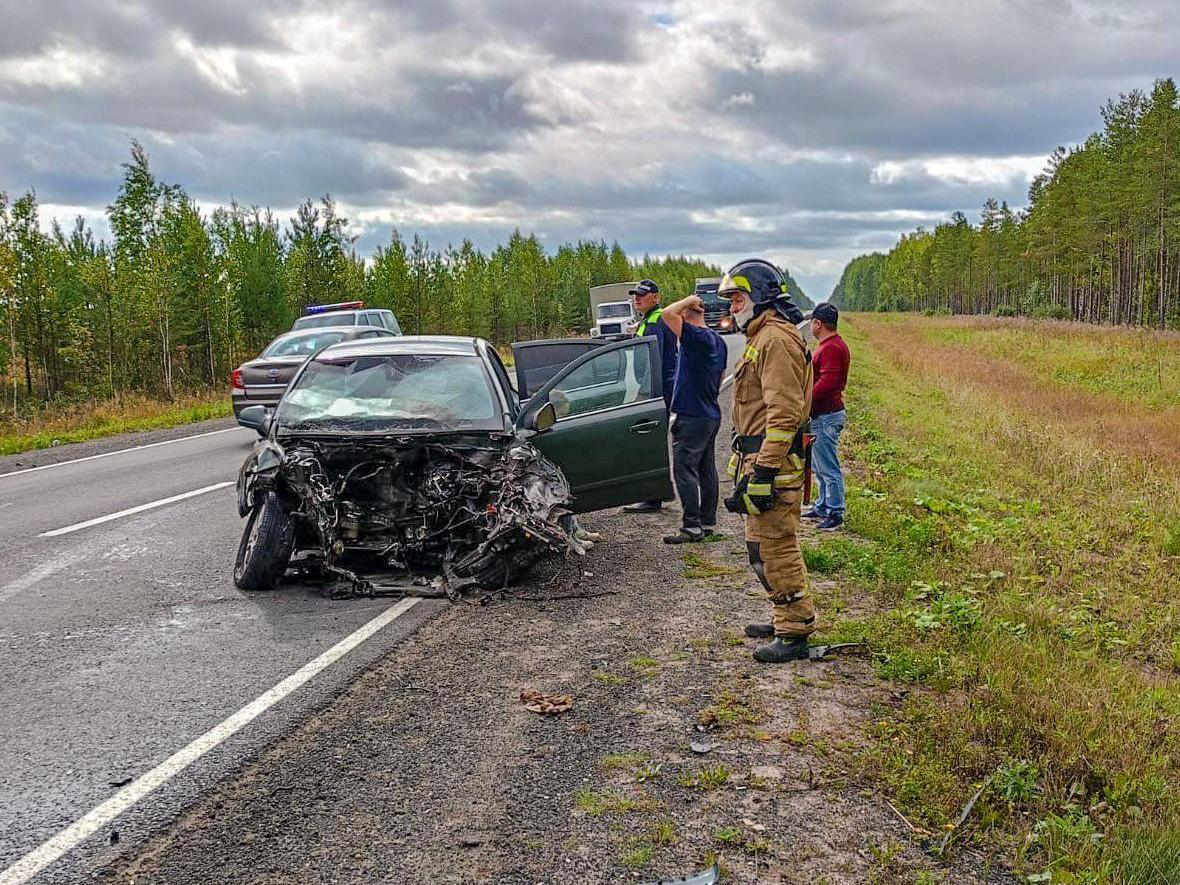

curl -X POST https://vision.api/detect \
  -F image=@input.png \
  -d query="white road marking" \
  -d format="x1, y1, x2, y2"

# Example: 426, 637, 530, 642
0, 597, 421, 885
0, 428, 238, 481
39, 482, 234, 537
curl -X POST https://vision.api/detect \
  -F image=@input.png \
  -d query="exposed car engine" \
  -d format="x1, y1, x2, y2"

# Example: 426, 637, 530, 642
237, 435, 576, 597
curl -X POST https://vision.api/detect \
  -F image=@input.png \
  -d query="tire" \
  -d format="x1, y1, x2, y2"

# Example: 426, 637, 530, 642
233, 492, 295, 591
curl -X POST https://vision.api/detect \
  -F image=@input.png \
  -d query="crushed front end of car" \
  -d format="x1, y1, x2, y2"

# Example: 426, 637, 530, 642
235, 433, 576, 597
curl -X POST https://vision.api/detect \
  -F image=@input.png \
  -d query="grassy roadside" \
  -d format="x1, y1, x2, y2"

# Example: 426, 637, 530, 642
0, 389, 231, 456
809, 315, 1179, 883
910, 315, 1179, 410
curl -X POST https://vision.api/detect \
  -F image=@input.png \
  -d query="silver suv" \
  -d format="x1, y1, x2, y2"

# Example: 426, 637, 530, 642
291, 301, 402, 334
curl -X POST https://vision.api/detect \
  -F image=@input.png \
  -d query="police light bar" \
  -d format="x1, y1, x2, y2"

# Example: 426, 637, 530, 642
304, 300, 364, 315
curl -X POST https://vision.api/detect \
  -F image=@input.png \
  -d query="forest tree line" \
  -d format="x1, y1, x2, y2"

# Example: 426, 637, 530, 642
831, 79, 1180, 328
0, 142, 738, 412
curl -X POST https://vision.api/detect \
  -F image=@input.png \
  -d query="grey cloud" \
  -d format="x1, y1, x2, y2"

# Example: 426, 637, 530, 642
4, 0, 1178, 299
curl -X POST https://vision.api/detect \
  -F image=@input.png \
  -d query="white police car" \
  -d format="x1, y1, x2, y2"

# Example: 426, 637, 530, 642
291, 300, 402, 334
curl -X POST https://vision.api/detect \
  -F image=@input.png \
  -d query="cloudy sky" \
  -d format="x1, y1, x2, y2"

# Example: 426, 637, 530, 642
1, 0, 1175, 297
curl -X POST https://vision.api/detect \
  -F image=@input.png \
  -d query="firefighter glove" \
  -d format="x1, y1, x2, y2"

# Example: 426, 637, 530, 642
743, 465, 779, 515
723, 476, 747, 514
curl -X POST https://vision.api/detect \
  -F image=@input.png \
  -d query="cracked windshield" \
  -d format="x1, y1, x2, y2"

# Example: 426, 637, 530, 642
276, 354, 500, 431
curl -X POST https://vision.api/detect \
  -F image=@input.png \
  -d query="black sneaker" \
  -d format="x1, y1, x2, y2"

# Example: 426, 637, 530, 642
744, 623, 775, 639
622, 501, 662, 514
753, 636, 810, 663
802, 508, 824, 520
663, 528, 704, 544
817, 515, 844, 532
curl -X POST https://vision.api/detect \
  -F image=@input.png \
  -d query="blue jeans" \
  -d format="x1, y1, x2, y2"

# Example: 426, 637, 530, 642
811, 409, 846, 518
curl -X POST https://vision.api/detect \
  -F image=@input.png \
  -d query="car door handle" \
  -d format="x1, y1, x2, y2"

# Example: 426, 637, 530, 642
629, 420, 660, 434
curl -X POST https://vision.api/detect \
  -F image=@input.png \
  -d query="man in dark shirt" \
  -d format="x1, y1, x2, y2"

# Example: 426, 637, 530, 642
805, 302, 851, 531
659, 294, 727, 543
622, 279, 679, 514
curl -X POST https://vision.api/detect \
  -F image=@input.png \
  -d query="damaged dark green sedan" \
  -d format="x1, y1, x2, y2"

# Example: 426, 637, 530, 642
234, 335, 673, 595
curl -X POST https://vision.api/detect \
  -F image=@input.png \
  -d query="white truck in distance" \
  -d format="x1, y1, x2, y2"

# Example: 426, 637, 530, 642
590, 282, 639, 339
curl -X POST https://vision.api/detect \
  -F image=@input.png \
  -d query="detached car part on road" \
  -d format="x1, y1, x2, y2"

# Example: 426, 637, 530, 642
234, 335, 673, 596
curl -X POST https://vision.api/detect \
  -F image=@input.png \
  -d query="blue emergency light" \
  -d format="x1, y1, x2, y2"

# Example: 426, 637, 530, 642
304, 300, 364, 315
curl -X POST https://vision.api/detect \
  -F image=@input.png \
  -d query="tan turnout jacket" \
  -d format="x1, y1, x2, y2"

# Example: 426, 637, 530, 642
731, 310, 813, 486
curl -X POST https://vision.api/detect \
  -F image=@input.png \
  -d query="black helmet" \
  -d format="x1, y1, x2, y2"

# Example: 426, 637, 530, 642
716, 258, 789, 306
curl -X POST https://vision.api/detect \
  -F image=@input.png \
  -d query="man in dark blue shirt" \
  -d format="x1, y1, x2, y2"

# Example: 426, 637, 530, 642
622, 279, 680, 514
660, 293, 727, 543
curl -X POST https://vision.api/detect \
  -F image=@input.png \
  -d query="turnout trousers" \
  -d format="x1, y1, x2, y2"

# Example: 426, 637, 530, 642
744, 489, 816, 638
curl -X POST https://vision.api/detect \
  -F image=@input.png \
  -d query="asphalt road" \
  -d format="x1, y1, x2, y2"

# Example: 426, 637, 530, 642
0, 421, 441, 884
0, 331, 745, 884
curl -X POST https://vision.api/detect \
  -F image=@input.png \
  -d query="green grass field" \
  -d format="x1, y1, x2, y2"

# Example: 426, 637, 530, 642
811, 314, 1179, 884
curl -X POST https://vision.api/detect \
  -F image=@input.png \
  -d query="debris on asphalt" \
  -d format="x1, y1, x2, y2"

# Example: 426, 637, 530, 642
519, 688, 573, 715
689, 740, 714, 754
638, 864, 720, 885
108, 776, 133, 788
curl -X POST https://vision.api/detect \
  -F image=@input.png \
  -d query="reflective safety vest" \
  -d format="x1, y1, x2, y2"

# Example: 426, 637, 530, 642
635, 307, 663, 337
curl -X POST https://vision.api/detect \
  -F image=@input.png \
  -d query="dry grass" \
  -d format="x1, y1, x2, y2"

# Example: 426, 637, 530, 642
824, 314, 1180, 882
0, 389, 230, 455
858, 314, 1180, 470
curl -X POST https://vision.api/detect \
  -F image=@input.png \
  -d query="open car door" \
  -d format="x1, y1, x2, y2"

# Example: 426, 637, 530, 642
517, 336, 672, 513
510, 338, 609, 399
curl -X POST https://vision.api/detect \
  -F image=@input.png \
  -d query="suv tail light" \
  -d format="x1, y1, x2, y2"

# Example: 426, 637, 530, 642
230, 368, 245, 390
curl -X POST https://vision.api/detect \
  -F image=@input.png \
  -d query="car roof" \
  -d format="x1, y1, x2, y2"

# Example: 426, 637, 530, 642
315, 335, 482, 360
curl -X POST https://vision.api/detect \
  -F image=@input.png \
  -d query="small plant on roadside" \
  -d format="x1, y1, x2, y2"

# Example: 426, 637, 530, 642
993, 760, 1040, 807
698, 687, 764, 728
678, 765, 730, 790
620, 842, 654, 869
682, 550, 743, 579
628, 655, 660, 677
600, 752, 650, 771
634, 762, 663, 783
593, 670, 628, 686
713, 826, 743, 844
574, 788, 658, 816
647, 820, 679, 847
721, 630, 744, 647
1163, 522, 1180, 557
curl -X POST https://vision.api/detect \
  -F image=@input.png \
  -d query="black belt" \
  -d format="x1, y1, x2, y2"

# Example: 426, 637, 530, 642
732, 433, 764, 454
733, 422, 812, 457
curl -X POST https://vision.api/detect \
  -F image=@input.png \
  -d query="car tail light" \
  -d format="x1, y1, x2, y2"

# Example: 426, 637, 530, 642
230, 368, 245, 390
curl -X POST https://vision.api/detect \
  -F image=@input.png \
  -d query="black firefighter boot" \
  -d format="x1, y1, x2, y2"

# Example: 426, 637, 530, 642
744, 623, 775, 639
753, 636, 810, 664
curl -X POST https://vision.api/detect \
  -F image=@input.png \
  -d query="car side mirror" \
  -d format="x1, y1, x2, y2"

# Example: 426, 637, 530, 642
237, 405, 272, 437
529, 401, 557, 433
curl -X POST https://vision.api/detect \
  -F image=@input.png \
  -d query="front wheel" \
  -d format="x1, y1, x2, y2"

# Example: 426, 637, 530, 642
234, 492, 294, 591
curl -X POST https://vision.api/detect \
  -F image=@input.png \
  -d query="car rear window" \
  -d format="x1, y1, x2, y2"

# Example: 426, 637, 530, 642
292, 312, 357, 329
262, 331, 349, 357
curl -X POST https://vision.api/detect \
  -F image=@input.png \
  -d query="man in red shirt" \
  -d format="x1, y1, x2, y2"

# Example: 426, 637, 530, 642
804, 302, 850, 531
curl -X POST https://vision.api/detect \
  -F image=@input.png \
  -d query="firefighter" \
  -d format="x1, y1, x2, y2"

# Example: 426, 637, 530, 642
718, 259, 816, 663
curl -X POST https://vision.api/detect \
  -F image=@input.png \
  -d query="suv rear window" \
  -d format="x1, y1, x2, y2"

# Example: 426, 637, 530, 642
292, 312, 358, 330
